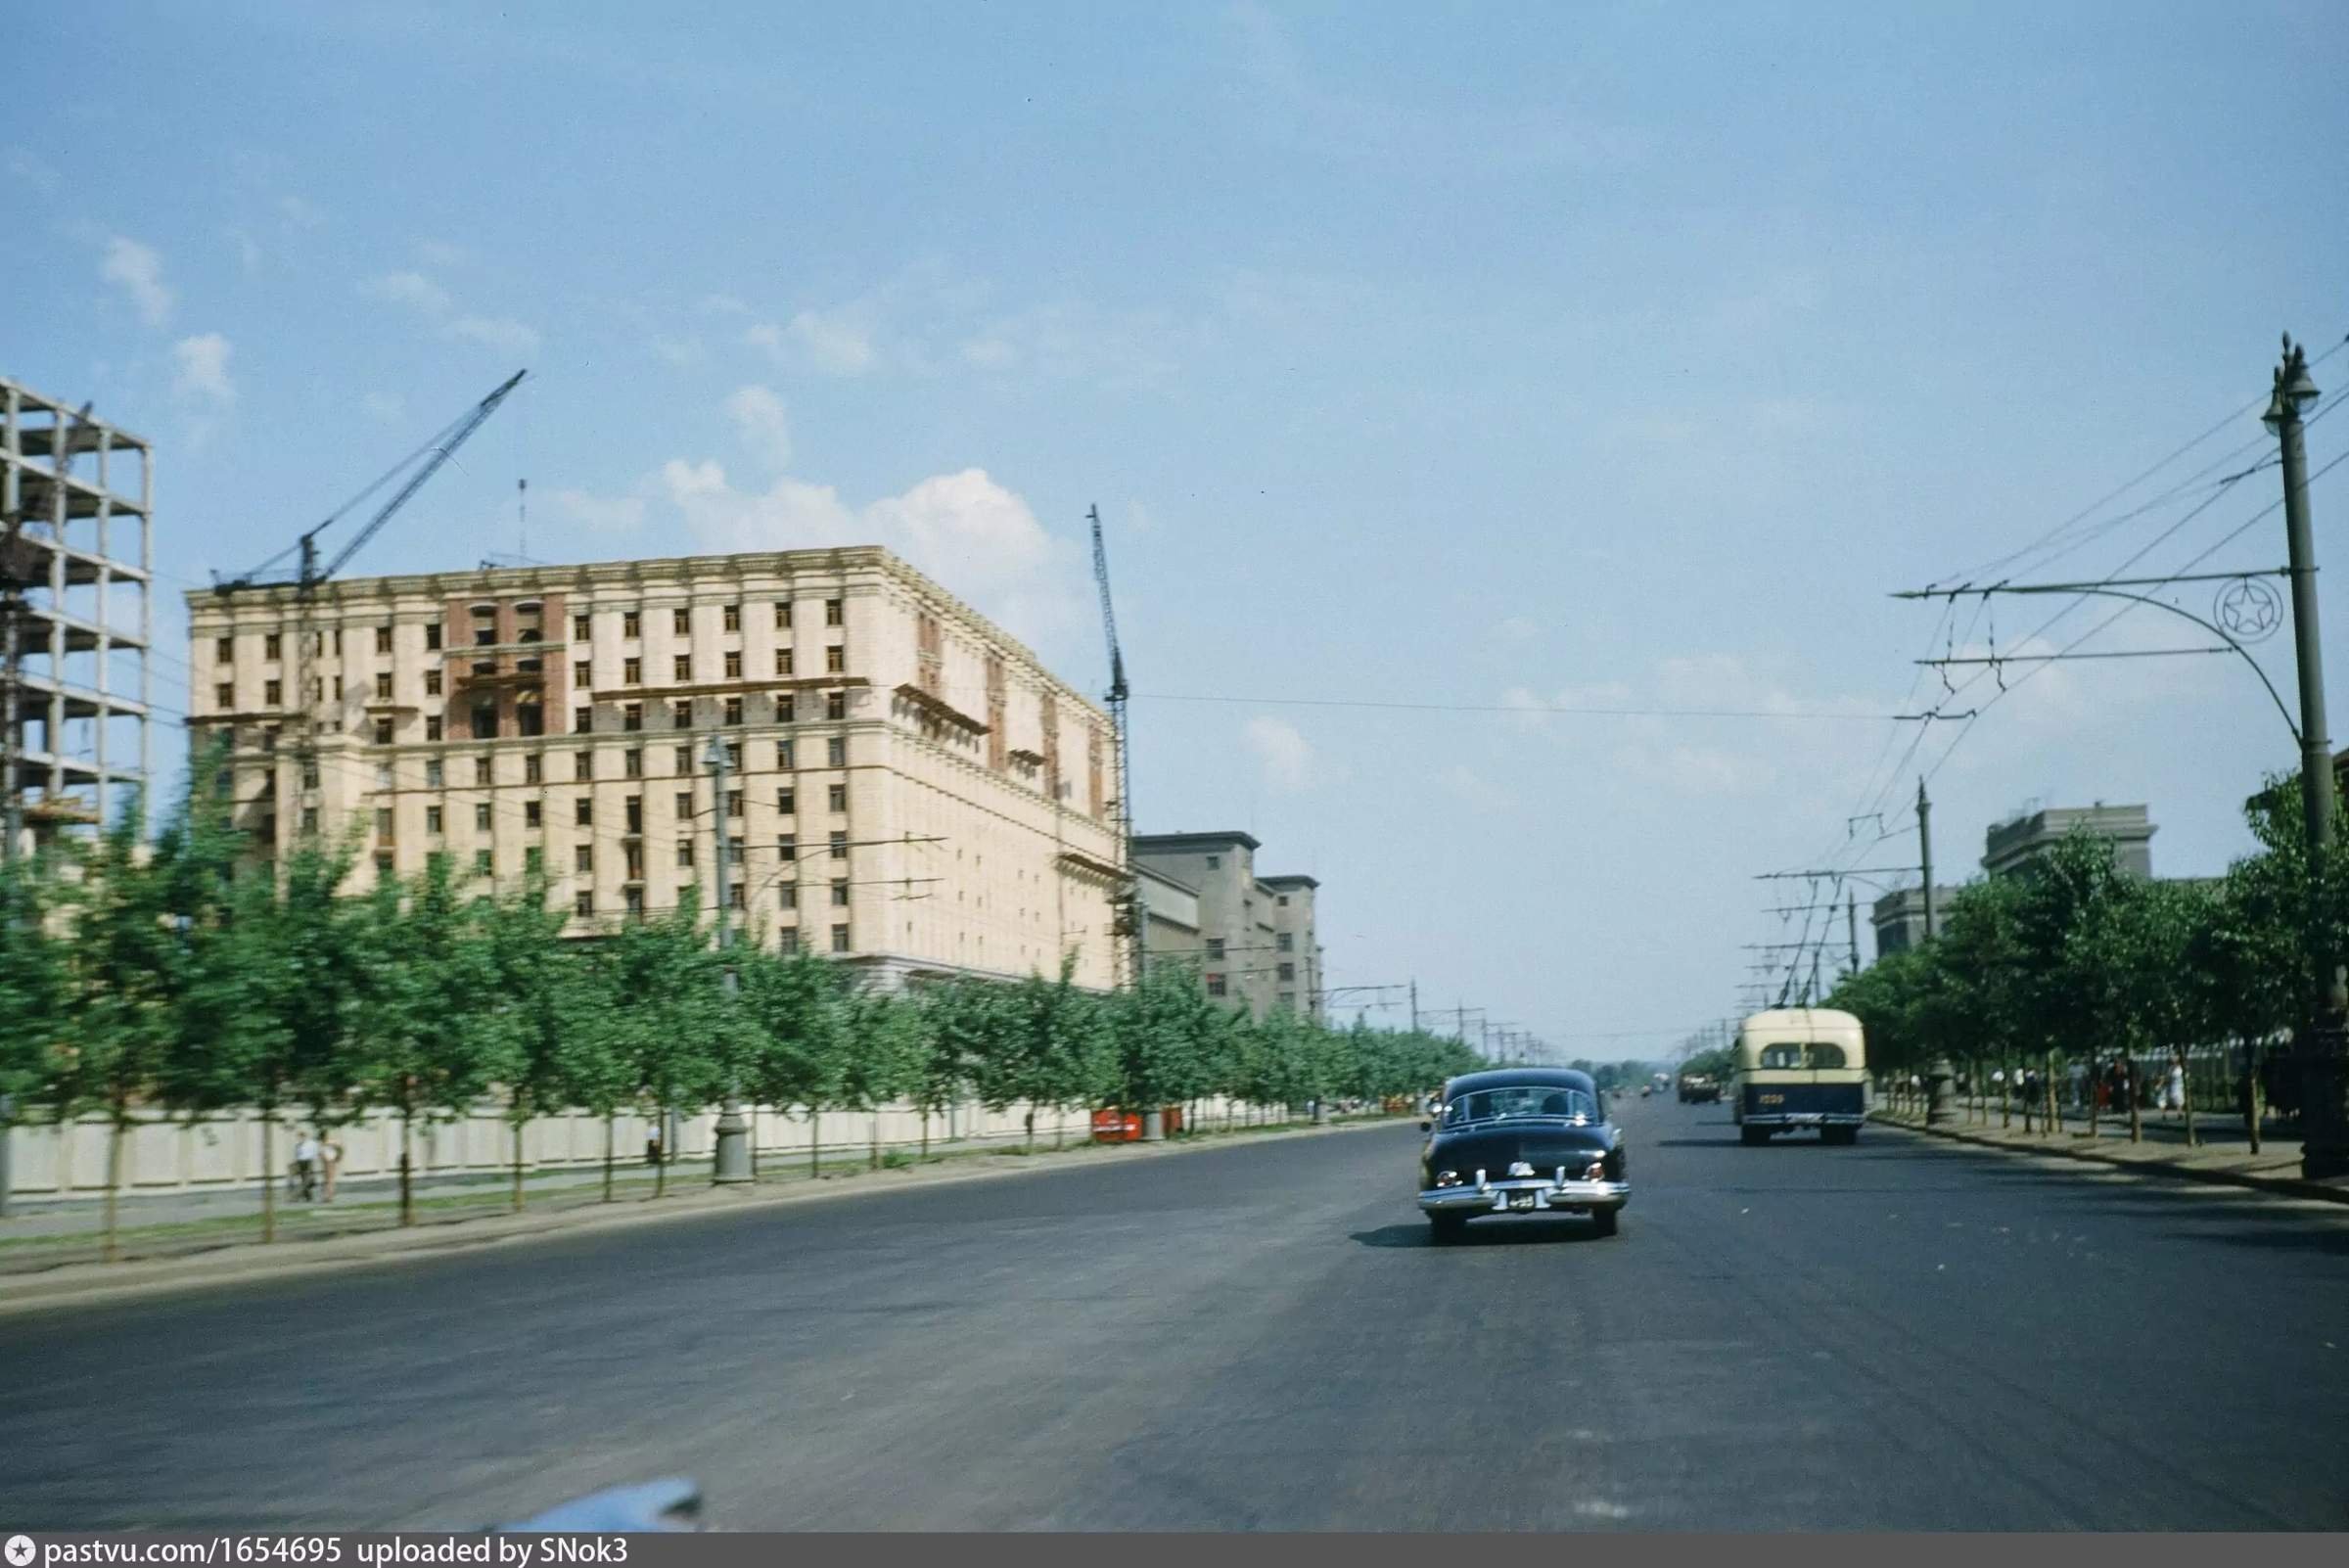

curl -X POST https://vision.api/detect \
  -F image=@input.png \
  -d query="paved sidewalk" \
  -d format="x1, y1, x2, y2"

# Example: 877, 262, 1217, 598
1871, 1104, 2349, 1206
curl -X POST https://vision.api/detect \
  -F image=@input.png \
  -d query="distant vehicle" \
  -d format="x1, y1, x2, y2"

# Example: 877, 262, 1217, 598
1730, 1008, 1866, 1144
1638, 1084, 1652, 1097
1417, 1068, 1628, 1241
1678, 1073, 1720, 1103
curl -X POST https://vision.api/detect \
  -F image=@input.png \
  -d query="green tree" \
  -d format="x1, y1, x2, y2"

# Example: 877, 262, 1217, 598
604, 899, 723, 1196
0, 851, 69, 1189
478, 875, 585, 1211
738, 943, 848, 1174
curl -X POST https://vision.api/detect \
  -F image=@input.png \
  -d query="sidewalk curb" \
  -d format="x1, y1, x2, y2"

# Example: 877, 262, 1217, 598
1874, 1114, 2349, 1209
0, 1115, 1408, 1318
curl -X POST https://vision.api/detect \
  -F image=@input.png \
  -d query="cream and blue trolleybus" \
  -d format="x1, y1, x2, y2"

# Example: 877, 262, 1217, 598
1730, 1008, 1867, 1145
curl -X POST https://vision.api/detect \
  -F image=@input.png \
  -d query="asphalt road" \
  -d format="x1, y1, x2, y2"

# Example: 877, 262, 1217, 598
8, 1099, 2349, 1530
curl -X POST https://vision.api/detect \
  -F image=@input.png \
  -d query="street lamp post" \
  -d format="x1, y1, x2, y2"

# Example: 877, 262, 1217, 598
2269, 336, 2349, 1179
706, 735, 752, 1185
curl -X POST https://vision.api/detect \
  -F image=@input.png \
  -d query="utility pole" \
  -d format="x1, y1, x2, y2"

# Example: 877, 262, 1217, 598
706, 734, 751, 1184
1408, 979, 1418, 1033
1917, 777, 1937, 941
2269, 336, 2349, 1179
1847, 892, 1861, 974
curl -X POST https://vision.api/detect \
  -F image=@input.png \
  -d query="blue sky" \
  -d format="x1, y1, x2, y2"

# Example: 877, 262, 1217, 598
9, 0, 2347, 1056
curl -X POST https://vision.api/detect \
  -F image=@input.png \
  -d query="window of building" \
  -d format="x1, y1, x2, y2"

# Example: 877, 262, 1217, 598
674, 745, 693, 774
301, 807, 319, 834
574, 706, 593, 734
331, 677, 342, 702
475, 757, 493, 787
1205, 854, 1221, 869
825, 644, 846, 673
369, 672, 390, 701
425, 715, 443, 742
1279, 992, 1296, 1010
723, 603, 741, 632
777, 739, 796, 769
726, 790, 743, 818
724, 696, 744, 725
374, 717, 394, 745
777, 786, 795, 814
1205, 939, 1224, 960
475, 801, 493, 830
264, 632, 282, 660
622, 611, 641, 639
623, 702, 643, 732
575, 798, 593, 827
525, 753, 543, 784
425, 623, 442, 651
425, 806, 443, 835
774, 648, 794, 676
575, 891, 593, 918
1277, 895, 1290, 907
826, 736, 847, 767
778, 926, 799, 953
827, 783, 847, 812
265, 678, 283, 706
304, 763, 322, 790
623, 749, 642, 779
375, 807, 393, 839
471, 705, 497, 740
525, 801, 542, 829
830, 923, 851, 953
376, 762, 394, 790
363, 624, 388, 654
424, 669, 442, 696
623, 844, 644, 881
376, 852, 394, 879
574, 660, 591, 689
263, 726, 280, 752
670, 654, 691, 682
824, 691, 846, 720
778, 884, 798, 911
1206, 974, 1227, 998
672, 607, 691, 635
729, 883, 747, 910
778, 833, 797, 862
672, 701, 692, 729
213, 682, 233, 708
723, 651, 742, 679
674, 790, 694, 820
573, 752, 592, 783
727, 841, 745, 867
526, 846, 543, 873
624, 795, 642, 833
828, 830, 848, 859
569, 614, 588, 642
1277, 962, 1296, 982
425, 760, 443, 788
775, 601, 793, 628
777, 693, 797, 723
823, 597, 843, 626
474, 849, 492, 875
623, 886, 645, 916
575, 844, 593, 873
215, 636, 233, 664
622, 657, 642, 686
1276, 932, 1294, 952
830, 879, 849, 907
725, 741, 742, 770
676, 840, 695, 868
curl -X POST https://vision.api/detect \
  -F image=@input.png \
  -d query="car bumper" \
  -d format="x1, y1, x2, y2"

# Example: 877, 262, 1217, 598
1740, 1112, 1864, 1128
1419, 1177, 1630, 1214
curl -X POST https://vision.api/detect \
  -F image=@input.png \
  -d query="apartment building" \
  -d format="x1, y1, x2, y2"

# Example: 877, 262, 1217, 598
185, 545, 1122, 990
1133, 830, 1323, 1019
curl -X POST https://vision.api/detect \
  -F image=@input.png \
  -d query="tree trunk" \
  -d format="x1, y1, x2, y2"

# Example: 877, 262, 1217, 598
2244, 1042, 2262, 1155
397, 1111, 415, 1227
1055, 1106, 1066, 1149
1024, 1108, 1036, 1152
260, 1109, 278, 1243
2000, 1071, 2010, 1130
2180, 1050, 2197, 1148
2045, 1051, 2059, 1137
2086, 1049, 2100, 1139
654, 1104, 668, 1197
603, 1114, 616, 1203
2126, 1058, 2142, 1144
921, 1110, 930, 1160
104, 1108, 126, 1264
809, 1108, 820, 1178
511, 1116, 527, 1213
869, 1110, 881, 1171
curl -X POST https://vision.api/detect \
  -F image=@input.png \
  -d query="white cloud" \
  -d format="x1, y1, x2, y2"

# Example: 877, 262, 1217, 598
226, 228, 263, 272
102, 237, 172, 326
745, 308, 878, 376
171, 334, 235, 405
650, 334, 705, 367
450, 314, 540, 354
362, 270, 453, 315
1245, 715, 1318, 794
361, 269, 538, 355
552, 488, 649, 533
724, 385, 793, 471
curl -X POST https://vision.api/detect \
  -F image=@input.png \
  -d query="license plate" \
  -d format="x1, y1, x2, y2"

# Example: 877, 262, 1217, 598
1510, 1191, 1538, 1211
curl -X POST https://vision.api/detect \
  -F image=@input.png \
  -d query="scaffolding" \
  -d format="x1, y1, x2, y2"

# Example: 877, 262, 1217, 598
1, 376, 154, 852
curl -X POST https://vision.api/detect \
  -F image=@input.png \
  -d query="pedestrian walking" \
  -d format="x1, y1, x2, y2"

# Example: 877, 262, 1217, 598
320, 1132, 343, 1202
292, 1130, 320, 1202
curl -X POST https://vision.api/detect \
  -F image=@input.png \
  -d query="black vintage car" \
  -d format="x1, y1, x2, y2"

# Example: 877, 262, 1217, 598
1417, 1067, 1628, 1241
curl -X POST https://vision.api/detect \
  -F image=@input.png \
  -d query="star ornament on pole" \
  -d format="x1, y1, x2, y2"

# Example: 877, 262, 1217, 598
2215, 576, 2283, 643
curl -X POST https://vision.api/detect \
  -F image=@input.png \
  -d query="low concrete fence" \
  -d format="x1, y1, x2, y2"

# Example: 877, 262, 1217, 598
5, 1095, 1283, 1205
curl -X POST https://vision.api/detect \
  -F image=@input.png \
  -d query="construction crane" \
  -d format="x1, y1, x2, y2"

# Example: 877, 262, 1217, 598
1088, 503, 1141, 991
212, 369, 526, 819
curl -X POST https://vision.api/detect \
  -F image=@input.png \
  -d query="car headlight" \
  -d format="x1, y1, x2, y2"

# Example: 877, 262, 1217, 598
1434, 1170, 1463, 1187
1507, 1161, 1535, 1177
1584, 1158, 1608, 1180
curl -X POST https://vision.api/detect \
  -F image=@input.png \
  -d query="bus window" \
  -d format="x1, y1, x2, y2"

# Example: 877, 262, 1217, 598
1806, 1043, 1848, 1069
1760, 1043, 1805, 1069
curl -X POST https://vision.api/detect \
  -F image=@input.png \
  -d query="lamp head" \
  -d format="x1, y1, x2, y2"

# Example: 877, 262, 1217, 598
2266, 334, 2320, 432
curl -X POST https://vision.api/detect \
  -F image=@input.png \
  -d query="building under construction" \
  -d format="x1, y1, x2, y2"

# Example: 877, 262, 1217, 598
1, 376, 154, 852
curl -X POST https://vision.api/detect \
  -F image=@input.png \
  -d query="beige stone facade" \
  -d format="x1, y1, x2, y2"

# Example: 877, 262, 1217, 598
1133, 831, 1323, 1021
185, 546, 1121, 989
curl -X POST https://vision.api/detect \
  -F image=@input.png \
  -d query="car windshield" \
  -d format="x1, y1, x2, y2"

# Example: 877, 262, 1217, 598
1444, 1085, 1598, 1127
